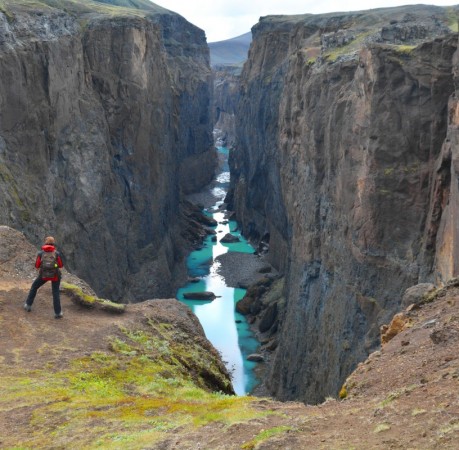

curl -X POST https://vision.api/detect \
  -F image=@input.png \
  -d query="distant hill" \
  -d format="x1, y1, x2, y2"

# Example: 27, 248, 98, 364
209, 32, 252, 67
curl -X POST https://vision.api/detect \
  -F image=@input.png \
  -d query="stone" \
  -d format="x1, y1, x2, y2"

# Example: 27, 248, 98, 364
236, 295, 254, 315
220, 233, 240, 243
183, 292, 216, 301
422, 319, 437, 329
262, 339, 278, 351
247, 353, 264, 362
258, 265, 272, 274
401, 283, 436, 309
381, 313, 411, 345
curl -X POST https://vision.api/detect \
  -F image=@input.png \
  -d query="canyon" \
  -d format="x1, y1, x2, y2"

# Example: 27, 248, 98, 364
0, 0, 458, 419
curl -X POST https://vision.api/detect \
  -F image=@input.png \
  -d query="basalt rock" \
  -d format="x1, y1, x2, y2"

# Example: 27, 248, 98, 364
0, 1, 216, 301
228, 5, 459, 403
213, 64, 242, 147
220, 233, 240, 243
183, 291, 216, 301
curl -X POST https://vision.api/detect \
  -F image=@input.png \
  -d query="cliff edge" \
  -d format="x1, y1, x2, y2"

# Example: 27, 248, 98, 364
1, 225, 457, 448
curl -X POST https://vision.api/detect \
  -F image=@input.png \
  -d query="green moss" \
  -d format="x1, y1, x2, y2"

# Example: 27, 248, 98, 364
0, 0, 14, 21
392, 44, 416, 55
1, 0, 170, 20
379, 390, 401, 407
323, 31, 372, 62
61, 282, 126, 312
374, 423, 391, 433
242, 426, 294, 449
379, 385, 418, 408
0, 320, 269, 448
384, 167, 395, 176
446, 7, 459, 32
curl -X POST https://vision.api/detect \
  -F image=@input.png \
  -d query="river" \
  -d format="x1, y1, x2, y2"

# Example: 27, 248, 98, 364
176, 147, 260, 395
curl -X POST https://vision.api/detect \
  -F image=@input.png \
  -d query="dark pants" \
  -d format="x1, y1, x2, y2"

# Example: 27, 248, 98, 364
26, 276, 61, 315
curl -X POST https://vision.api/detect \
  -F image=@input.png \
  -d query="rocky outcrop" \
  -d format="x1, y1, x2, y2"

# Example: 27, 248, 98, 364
0, 1, 216, 301
227, 5, 459, 403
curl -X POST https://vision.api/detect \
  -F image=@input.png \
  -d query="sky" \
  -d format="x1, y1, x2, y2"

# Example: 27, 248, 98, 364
152, 0, 459, 42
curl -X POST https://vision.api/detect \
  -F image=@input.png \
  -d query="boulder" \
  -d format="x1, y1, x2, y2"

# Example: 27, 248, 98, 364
247, 353, 264, 362
187, 277, 201, 284
183, 291, 216, 301
236, 295, 254, 315
380, 313, 411, 345
220, 233, 240, 243
401, 283, 436, 308
258, 265, 272, 274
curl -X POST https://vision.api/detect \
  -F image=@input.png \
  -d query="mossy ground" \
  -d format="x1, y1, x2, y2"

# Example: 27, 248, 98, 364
0, 294, 268, 448
1, 351, 260, 448
0, 0, 171, 21
61, 282, 125, 312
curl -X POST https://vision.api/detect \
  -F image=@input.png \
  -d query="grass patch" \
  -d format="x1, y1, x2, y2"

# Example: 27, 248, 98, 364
392, 44, 416, 55
374, 423, 391, 433
241, 426, 294, 449
323, 31, 372, 62
446, 7, 459, 32
0, 0, 172, 26
0, 319, 268, 448
412, 408, 427, 417
61, 282, 126, 313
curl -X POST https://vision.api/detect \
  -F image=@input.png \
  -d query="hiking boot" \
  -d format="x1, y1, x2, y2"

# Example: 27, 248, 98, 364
23, 303, 32, 312
54, 312, 63, 319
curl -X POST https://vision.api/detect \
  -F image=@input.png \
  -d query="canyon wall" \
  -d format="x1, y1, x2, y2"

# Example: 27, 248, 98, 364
0, 1, 215, 301
228, 5, 459, 403
213, 65, 241, 147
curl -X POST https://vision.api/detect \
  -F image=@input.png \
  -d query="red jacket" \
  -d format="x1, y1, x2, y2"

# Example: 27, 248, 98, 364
35, 244, 64, 281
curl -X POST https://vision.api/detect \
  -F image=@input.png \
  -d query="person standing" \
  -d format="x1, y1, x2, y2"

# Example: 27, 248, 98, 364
24, 236, 64, 319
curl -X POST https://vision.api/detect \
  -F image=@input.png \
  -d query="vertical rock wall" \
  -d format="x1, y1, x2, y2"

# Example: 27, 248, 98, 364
213, 65, 241, 147
0, 4, 215, 301
228, 8, 459, 403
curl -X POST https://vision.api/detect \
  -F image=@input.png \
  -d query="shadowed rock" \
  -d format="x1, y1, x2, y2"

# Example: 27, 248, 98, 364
183, 291, 216, 301
220, 233, 240, 243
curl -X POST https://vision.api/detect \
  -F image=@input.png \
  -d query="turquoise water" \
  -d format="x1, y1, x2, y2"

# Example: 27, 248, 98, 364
176, 147, 260, 395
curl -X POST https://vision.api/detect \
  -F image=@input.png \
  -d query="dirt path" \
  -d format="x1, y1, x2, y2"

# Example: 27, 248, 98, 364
0, 284, 129, 370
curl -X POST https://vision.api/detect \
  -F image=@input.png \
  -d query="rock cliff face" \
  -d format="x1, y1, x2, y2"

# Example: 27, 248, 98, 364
0, 1, 215, 301
228, 5, 459, 403
213, 65, 241, 147
210, 34, 251, 148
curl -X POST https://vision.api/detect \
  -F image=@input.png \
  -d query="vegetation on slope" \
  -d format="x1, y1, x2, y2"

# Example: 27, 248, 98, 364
0, 0, 172, 19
